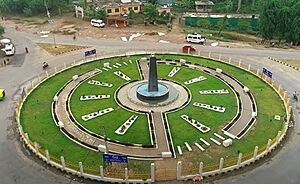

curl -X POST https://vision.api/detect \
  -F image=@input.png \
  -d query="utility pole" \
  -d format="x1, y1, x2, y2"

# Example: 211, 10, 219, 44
44, 0, 57, 48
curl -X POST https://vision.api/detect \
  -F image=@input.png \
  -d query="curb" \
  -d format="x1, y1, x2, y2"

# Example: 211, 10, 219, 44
268, 57, 300, 71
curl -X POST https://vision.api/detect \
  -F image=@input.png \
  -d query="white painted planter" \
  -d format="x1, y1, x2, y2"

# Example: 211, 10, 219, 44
168, 67, 181, 77
87, 80, 113, 87
115, 115, 138, 135
114, 71, 131, 81
193, 102, 225, 113
181, 115, 210, 133
81, 108, 114, 121
80, 95, 110, 101
199, 89, 229, 95
184, 76, 207, 85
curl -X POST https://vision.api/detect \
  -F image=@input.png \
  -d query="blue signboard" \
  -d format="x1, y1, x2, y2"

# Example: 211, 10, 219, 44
262, 67, 272, 78
103, 154, 128, 163
85, 49, 96, 57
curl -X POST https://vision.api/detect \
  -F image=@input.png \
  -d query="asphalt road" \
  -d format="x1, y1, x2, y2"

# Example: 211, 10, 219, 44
0, 25, 300, 184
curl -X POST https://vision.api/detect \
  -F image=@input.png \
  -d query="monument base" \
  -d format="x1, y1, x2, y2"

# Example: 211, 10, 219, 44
136, 82, 169, 102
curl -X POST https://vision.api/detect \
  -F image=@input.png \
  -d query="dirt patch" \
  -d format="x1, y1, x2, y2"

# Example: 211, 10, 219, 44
37, 43, 90, 56
281, 59, 300, 68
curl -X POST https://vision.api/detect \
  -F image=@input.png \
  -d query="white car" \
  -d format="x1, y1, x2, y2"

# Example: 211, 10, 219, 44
1, 43, 15, 56
186, 33, 206, 44
91, 19, 105, 28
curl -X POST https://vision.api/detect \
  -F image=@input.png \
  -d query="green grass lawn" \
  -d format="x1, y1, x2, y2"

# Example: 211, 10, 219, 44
157, 64, 237, 146
70, 58, 151, 145
20, 54, 286, 174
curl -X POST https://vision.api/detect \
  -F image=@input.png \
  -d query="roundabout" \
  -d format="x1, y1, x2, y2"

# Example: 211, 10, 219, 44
17, 52, 289, 182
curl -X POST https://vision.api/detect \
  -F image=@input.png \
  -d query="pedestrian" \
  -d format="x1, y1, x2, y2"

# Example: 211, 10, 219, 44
73, 34, 76, 40
25, 47, 29, 54
15, 25, 19, 31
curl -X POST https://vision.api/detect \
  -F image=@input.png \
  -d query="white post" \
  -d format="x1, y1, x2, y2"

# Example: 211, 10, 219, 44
256, 68, 259, 75
237, 153, 243, 167
73, 60, 76, 65
278, 85, 281, 92
199, 162, 203, 176
238, 59, 241, 67
125, 168, 128, 182
64, 63, 66, 69
248, 64, 251, 71
285, 122, 289, 132
208, 51, 211, 58
283, 91, 286, 99
31, 81, 34, 89
267, 139, 272, 152
60, 156, 65, 170
34, 142, 39, 154
229, 57, 231, 63
177, 161, 182, 180
46, 71, 49, 77
45, 150, 50, 163
198, 51, 201, 56
219, 158, 224, 171
100, 166, 104, 178
276, 131, 282, 143
151, 163, 155, 182
55, 67, 57, 73
79, 162, 83, 176
25, 133, 29, 142
219, 54, 221, 60
253, 146, 258, 160
187, 48, 190, 54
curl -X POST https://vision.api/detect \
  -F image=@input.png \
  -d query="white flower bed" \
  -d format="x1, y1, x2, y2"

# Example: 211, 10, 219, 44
199, 89, 229, 95
184, 76, 207, 85
114, 71, 131, 81
114, 115, 138, 135
80, 95, 110, 101
87, 80, 113, 87
193, 102, 225, 113
181, 114, 210, 133
81, 108, 114, 121
168, 67, 181, 77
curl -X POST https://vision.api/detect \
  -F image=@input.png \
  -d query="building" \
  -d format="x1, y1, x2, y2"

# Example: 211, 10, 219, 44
195, 0, 214, 13
95, 0, 141, 16
157, 0, 175, 7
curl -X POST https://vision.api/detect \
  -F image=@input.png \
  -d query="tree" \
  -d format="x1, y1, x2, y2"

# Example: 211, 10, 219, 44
94, 8, 106, 20
196, 19, 212, 29
142, 3, 158, 24
237, 19, 251, 31
148, 0, 157, 4
0, 24, 4, 36
217, 17, 228, 35
177, 0, 195, 12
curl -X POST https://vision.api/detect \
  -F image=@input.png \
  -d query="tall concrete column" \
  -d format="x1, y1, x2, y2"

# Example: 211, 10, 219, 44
199, 162, 203, 176
148, 55, 158, 92
177, 161, 182, 180
151, 163, 155, 182
60, 156, 65, 170
219, 158, 224, 171
237, 153, 243, 167
253, 146, 258, 160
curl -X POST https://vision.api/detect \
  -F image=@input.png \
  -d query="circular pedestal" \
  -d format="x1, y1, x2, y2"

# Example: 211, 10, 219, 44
136, 83, 169, 102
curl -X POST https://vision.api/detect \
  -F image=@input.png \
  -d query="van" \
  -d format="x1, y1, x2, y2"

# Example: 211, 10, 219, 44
1, 43, 15, 56
186, 33, 206, 44
91, 19, 105, 28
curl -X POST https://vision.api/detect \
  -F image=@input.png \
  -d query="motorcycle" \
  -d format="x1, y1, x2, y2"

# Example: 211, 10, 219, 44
42, 62, 49, 70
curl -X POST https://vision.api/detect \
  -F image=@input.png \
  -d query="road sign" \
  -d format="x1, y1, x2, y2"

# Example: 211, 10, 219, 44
103, 154, 128, 163
84, 49, 96, 57
262, 67, 272, 78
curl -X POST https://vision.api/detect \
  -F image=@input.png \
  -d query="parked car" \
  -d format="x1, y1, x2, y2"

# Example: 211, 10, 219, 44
0, 88, 5, 101
91, 19, 105, 28
182, 44, 196, 53
1, 43, 15, 56
186, 33, 206, 44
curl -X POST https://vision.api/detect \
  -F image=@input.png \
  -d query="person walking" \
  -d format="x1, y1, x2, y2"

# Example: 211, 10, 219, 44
25, 47, 29, 54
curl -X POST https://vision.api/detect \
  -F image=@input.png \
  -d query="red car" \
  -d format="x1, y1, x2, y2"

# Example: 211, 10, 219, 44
182, 44, 196, 53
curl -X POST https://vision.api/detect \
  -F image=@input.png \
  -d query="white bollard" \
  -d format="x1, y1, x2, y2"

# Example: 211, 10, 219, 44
177, 161, 182, 180
199, 162, 203, 176
278, 85, 281, 92
237, 153, 243, 167
276, 131, 282, 143
219, 158, 224, 171
46, 71, 49, 77
125, 168, 128, 182
25, 133, 29, 142
238, 59, 241, 67
60, 156, 65, 170
100, 166, 104, 178
187, 48, 190, 54
283, 91, 287, 99
229, 58, 231, 63
253, 146, 258, 160
79, 162, 83, 176
151, 163, 155, 182
198, 51, 201, 56
64, 63, 66, 69
267, 139, 272, 152
34, 142, 39, 154
55, 67, 57, 73
45, 150, 50, 163
256, 68, 260, 75
248, 64, 251, 71
208, 52, 211, 58
219, 54, 221, 60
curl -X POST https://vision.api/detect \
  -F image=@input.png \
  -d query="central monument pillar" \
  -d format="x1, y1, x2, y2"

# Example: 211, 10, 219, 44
148, 56, 158, 92
136, 55, 170, 102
